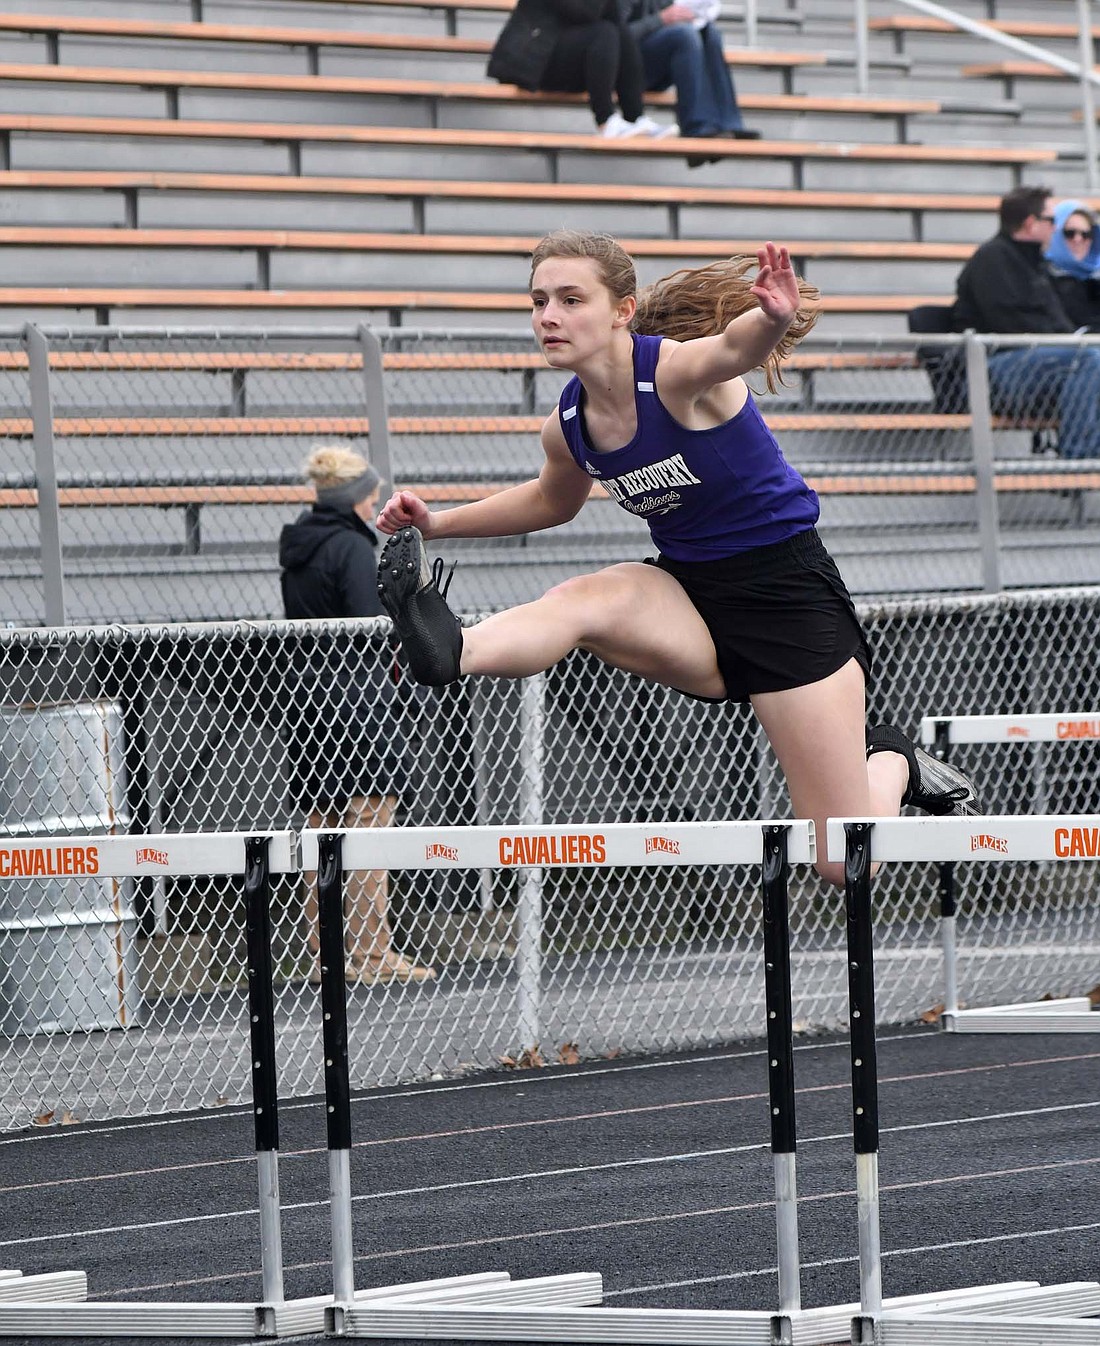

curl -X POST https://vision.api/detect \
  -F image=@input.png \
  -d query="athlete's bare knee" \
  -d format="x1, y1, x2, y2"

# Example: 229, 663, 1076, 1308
541, 569, 636, 641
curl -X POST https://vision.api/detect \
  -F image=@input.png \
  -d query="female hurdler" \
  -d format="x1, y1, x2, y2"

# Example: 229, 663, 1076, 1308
375, 231, 976, 886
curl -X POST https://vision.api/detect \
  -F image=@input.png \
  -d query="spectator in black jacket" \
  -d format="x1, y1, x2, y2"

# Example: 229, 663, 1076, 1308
625, 0, 759, 162
488, 0, 676, 137
1044, 199, 1100, 331
280, 443, 435, 987
953, 184, 1100, 459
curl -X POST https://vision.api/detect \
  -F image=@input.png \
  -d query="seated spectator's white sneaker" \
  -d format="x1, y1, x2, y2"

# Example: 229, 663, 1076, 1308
631, 115, 679, 139
599, 111, 645, 138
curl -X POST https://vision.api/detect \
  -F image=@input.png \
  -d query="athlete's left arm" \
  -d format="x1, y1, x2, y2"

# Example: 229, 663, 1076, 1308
658, 243, 800, 400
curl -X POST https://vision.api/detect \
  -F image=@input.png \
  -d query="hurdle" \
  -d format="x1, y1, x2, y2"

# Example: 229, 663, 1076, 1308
920, 714, 1100, 1033
830, 814, 1100, 1346
303, 818, 1043, 1345
0, 830, 498, 1338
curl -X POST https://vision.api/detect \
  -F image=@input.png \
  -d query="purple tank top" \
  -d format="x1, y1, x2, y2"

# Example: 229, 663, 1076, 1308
557, 332, 819, 561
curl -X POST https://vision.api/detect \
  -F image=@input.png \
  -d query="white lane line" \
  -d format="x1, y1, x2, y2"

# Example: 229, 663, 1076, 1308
608, 1221, 1100, 1298
0, 1028, 1031, 1149
100, 1152, 1100, 1296
3, 1050, 1097, 1194
9, 1093, 1100, 1199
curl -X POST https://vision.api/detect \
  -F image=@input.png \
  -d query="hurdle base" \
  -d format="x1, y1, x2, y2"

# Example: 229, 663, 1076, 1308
0, 1270, 87, 1303
943, 996, 1100, 1034
330, 1279, 1100, 1346
333, 1302, 850, 1345
854, 1280, 1100, 1345
0, 1271, 529, 1338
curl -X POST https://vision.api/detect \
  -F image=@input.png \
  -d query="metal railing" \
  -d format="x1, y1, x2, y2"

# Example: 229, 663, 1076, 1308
5, 322, 1100, 628
853, 0, 1099, 186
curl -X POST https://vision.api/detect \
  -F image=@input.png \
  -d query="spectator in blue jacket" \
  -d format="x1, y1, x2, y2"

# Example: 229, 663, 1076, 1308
625, 0, 759, 162
1044, 199, 1100, 332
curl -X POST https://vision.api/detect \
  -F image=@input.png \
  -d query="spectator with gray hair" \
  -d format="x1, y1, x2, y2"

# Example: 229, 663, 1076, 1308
280, 443, 435, 987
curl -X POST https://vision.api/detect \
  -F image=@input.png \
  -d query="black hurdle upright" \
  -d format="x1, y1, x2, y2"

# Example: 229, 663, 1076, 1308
930, 720, 962, 1018
244, 834, 285, 1320
760, 823, 801, 1315
842, 820, 883, 1343
316, 831, 356, 1306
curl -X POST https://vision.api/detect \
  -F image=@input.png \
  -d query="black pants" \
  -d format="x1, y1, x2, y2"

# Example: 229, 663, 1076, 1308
541, 8, 645, 125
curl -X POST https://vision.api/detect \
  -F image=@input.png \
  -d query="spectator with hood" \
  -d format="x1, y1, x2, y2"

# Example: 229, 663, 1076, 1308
1044, 199, 1100, 331
279, 443, 435, 987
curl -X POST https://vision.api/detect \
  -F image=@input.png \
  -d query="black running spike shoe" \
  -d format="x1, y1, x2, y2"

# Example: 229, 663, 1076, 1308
866, 723, 979, 816
377, 526, 463, 687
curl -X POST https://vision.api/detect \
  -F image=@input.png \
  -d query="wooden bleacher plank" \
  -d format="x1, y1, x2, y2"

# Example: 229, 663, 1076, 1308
0, 12, 496, 54
0, 16, 826, 74
869, 15, 1099, 41
0, 412, 966, 437
0, 288, 953, 314
0, 84, 943, 130
0, 167, 1028, 213
4, 468, 1098, 512
0, 350, 921, 373
0, 98, 1055, 166
0, 225, 978, 263
0, 54, 827, 102
962, 61, 1096, 80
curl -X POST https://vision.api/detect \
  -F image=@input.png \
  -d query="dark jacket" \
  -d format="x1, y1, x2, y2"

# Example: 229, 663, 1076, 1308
953, 231, 1074, 335
278, 504, 383, 620
1051, 271, 1100, 331
488, 0, 625, 89
279, 504, 407, 806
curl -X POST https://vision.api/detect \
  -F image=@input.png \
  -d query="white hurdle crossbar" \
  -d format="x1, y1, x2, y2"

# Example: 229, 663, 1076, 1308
827, 815, 1100, 1346
920, 714, 1100, 1033
300, 819, 914, 1345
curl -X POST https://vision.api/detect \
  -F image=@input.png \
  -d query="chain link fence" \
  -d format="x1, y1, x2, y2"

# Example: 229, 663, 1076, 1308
6, 325, 1100, 627
1, 588, 1098, 1130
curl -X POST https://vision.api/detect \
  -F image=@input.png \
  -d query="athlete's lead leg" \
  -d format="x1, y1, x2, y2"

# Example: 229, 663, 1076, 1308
379, 526, 727, 698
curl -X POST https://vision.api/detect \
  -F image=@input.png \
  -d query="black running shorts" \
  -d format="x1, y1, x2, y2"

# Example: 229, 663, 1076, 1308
648, 527, 873, 704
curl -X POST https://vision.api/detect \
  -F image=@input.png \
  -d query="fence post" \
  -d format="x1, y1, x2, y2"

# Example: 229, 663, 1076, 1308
358, 325, 393, 493
964, 333, 1003, 594
516, 673, 546, 1051
21, 322, 66, 626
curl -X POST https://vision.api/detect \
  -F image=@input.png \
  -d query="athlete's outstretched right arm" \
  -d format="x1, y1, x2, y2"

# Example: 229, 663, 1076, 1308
377, 413, 594, 539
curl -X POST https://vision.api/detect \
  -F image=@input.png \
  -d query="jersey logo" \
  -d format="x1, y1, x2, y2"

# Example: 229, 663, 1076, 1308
561, 405, 578, 421
622, 491, 683, 517
602, 452, 702, 504
636, 381, 655, 393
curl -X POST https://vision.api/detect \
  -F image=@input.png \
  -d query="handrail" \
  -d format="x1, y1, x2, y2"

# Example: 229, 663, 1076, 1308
855, 0, 1098, 189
